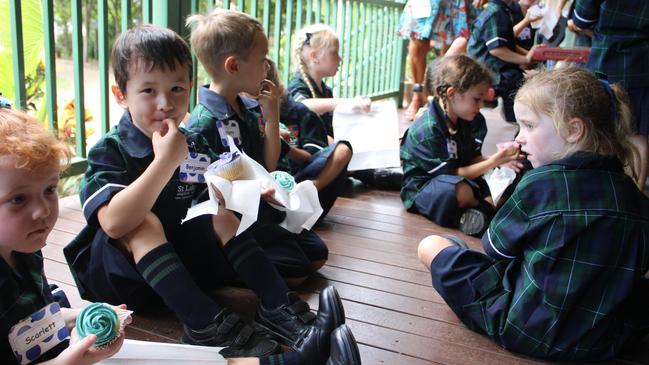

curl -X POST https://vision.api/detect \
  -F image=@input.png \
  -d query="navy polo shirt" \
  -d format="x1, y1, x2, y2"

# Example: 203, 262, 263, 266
187, 86, 268, 167
280, 95, 329, 154
468, 0, 521, 86
80, 111, 206, 232
287, 74, 334, 137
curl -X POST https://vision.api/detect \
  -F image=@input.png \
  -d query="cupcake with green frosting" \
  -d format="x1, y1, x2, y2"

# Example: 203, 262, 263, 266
76, 303, 126, 347
270, 170, 296, 192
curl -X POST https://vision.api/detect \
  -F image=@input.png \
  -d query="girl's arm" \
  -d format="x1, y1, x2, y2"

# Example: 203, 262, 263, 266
286, 146, 312, 164
455, 148, 524, 180
299, 96, 371, 114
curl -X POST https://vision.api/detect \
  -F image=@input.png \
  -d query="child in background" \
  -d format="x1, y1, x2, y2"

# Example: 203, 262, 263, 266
64, 25, 343, 358
510, 0, 542, 50
418, 67, 649, 361
0, 108, 126, 364
401, 54, 523, 236
288, 24, 371, 143
185, 10, 329, 287
265, 59, 352, 218
572, 0, 648, 190
468, 0, 542, 123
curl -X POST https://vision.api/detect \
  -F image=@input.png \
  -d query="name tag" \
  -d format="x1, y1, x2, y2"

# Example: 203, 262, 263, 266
446, 138, 458, 159
8, 302, 69, 365
179, 152, 211, 183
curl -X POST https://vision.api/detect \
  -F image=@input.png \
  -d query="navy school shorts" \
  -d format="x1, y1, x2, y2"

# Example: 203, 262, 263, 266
65, 215, 238, 311
411, 174, 490, 227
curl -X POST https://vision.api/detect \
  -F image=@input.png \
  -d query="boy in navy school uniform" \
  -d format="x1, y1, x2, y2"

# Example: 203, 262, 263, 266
185, 10, 329, 287
63, 25, 344, 358
468, 0, 541, 123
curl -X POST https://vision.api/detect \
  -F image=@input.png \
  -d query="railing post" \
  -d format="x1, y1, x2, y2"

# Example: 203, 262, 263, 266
121, 0, 131, 33
42, 0, 58, 130
71, 0, 86, 157
98, 0, 110, 135
9, 0, 26, 110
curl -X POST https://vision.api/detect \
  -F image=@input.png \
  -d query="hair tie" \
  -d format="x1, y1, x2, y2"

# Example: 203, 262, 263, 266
303, 32, 312, 46
0, 93, 11, 109
598, 78, 617, 123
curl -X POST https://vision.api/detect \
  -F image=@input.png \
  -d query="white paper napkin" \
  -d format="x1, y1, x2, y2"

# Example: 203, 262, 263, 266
484, 167, 516, 206
182, 135, 323, 235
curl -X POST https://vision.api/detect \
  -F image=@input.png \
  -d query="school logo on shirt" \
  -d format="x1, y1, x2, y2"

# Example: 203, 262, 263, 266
519, 27, 531, 40
446, 138, 458, 159
216, 119, 242, 146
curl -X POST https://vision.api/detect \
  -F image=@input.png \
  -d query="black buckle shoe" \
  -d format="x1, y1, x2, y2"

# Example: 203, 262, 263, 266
327, 325, 361, 365
255, 292, 315, 346
181, 309, 280, 358
314, 286, 345, 334
293, 326, 332, 365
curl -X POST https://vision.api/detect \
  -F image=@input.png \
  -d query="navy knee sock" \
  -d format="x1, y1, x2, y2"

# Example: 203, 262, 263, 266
136, 243, 220, 329
260, 351, 302, 365
223, 232, 289, 308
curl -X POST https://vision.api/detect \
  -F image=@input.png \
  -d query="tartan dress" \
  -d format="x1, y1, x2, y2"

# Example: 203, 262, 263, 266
434, 152, 649, 360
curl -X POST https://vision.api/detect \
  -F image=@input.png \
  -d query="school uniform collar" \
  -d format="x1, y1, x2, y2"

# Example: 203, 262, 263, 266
0, 252, 42, 289
198, 85, 259, 121
116, 111, 154, 159
550, 151, 624, 174
295, 73, 328, 96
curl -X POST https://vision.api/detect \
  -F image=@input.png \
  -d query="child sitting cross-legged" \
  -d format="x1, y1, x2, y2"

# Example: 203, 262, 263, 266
0, 108, 128, 365
417, 67, 649, 361
186, 10, 329, 289
63, 24, 348, 360
263, 58, 352, 219
400, 54, 524, 236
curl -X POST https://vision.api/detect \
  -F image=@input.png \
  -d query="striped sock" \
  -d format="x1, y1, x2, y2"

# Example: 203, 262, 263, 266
136, 243, 220, 329
260, 351, 302, 365
223, 232, 289, 308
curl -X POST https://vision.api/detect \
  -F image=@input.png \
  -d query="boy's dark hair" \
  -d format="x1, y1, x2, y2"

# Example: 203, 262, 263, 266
111, 24, 192, 92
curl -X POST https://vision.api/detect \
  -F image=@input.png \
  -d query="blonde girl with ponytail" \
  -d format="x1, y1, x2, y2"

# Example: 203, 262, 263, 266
287, 24, 371, 142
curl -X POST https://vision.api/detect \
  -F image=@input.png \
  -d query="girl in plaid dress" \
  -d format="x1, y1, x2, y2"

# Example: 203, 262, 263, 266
417, 67, 649, 361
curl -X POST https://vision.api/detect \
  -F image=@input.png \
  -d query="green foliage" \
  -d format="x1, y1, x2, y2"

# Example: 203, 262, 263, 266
0, 0, 44, 103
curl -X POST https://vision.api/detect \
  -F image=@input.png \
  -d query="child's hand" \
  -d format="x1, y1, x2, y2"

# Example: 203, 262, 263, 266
152, 119, 188, 169
525, 44, 546, 65
490, 146, 525, 172
257, 79, 281, 124
55, 331, 125, 365
353, 96, 372, 113
260, 186, 282, 206
280, 128, 291, 143
524, 8, 543, 24
61, 308, 81, 332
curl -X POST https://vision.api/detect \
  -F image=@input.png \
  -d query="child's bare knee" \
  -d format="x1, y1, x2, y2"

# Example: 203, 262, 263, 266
333, 143, 352, 162
418, 235, 452, 269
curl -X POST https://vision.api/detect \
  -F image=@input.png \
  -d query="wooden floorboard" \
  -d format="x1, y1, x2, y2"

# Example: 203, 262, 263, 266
41, 106, 648, 364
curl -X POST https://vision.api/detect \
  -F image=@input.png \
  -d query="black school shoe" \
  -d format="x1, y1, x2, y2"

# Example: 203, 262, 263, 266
181, 308, 280, 358
459, 201, 495, 237
255, 286, 346, 348
327, 325, 361, 365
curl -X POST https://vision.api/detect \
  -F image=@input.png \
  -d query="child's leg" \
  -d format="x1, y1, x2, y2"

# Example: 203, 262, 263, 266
212, 210, 292, 308
123, 212, 221, 329
455, 181, 479, 209
417, 235, 455, 269
312, 143, 352, 191
406, 38, 430, 120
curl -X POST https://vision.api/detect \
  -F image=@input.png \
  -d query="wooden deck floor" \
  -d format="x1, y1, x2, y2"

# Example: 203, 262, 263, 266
44, 107, 649, 364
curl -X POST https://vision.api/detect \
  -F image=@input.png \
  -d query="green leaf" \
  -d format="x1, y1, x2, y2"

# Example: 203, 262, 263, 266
0, 0, 44, 102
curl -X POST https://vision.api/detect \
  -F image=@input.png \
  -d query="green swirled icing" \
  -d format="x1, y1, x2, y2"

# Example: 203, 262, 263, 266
76, 303, 119, 347
271, 171, 296, 192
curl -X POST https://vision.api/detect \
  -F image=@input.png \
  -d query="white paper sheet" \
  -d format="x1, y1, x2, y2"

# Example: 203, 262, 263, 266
484, 167, 516, 206
332, 99, 401, 171
182, 136, 323, 234
528, 4, 560, 40
97, 339, 227, 365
